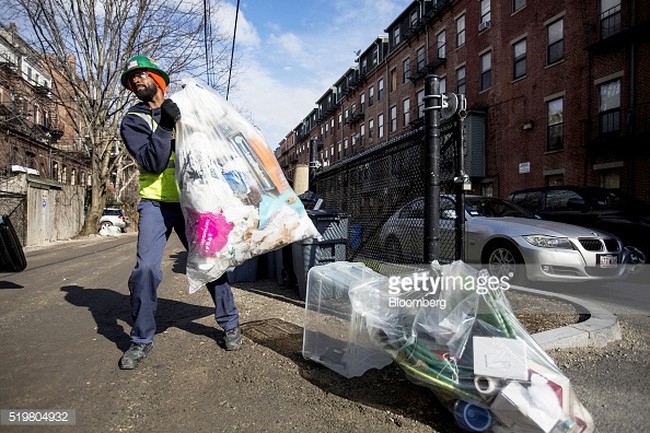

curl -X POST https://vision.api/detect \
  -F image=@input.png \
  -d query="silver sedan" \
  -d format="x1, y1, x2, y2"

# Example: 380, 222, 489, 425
379, 195, 630, 283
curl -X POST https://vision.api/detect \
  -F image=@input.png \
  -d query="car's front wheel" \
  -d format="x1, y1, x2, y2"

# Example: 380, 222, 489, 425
100, 221, 113, 231
485, 242, 525, 285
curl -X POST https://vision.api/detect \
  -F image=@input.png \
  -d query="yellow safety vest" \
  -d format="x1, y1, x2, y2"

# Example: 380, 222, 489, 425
128, 111, 180, 202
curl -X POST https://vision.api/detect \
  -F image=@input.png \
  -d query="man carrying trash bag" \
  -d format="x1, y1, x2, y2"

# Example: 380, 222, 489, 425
117, 55, 242, 370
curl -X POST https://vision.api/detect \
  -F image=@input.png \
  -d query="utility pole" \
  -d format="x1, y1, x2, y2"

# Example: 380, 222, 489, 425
423, 75, 441, 263
424, 75, 468, 263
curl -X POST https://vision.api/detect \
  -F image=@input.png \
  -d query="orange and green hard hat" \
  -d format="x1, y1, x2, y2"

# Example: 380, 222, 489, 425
120, 55, 169, 89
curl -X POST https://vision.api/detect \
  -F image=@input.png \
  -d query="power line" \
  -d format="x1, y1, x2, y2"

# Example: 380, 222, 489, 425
226, 0, 240, 100
203, 0, 212, 86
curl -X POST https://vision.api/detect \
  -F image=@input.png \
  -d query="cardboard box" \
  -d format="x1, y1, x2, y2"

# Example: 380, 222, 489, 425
473, 336, 528, 380
490, 382, 559, 433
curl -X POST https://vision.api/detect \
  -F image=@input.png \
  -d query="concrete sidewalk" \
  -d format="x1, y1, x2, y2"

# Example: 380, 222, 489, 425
514, 286, 622, 350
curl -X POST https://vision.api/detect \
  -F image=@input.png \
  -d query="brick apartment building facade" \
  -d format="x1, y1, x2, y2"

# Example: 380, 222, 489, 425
276, 0, 649, 202
0, 24, 89, 188
1, 23, 90, 244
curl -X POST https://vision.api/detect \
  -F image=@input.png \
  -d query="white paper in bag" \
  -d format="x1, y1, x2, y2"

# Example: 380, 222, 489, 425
171, 79, 321, 293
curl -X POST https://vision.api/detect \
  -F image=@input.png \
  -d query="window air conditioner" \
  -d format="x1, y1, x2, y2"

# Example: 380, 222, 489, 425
478, 21, 491, 31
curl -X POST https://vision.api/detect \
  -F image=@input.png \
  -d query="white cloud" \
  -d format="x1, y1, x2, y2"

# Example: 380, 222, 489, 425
216, 1, 260, 49
219, 0, 411, 148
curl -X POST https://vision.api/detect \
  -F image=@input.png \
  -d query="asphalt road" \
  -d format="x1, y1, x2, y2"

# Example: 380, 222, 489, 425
1, 234, 649, 432
527, 271, 650, 315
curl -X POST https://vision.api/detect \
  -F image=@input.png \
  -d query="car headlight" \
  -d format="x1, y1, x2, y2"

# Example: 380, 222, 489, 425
523, 235, 573, 249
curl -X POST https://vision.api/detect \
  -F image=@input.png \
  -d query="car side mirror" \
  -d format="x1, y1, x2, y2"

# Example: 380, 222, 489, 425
567, 197, 586, 211
441, 209, 457, 220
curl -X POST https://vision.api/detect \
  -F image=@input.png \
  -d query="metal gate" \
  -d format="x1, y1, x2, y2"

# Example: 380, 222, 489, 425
0, 191, 27, 244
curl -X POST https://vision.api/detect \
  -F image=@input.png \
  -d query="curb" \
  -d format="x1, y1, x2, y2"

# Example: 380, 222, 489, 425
513, 286, 622, 351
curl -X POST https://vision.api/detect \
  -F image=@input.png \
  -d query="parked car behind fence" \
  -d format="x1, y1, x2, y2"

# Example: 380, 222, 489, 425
379, 195, 637, 284
506, 186, 649, 261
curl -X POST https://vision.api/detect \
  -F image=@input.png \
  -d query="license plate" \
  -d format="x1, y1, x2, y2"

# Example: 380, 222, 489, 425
598, 254, 617, 268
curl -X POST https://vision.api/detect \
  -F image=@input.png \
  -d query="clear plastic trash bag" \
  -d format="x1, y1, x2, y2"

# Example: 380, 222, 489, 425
348, 260, 594, 433
171, 78, 321, 293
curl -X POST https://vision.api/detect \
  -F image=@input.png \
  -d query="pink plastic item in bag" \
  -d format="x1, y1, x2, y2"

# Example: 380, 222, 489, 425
191, 211, 234, 257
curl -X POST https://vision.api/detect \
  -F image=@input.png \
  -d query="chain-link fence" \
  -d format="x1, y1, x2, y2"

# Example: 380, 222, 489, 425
309, 116, 465, 269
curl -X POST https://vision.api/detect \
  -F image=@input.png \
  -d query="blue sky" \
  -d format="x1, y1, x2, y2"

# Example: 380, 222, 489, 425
216, 0, 412, 149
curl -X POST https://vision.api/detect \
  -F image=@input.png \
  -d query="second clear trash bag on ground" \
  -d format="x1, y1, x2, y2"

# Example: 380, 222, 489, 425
171, 78, 320, 293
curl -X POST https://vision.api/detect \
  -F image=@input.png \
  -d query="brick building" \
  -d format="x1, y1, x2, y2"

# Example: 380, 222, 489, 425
0, 24, 90, 187
277, 0, 649, 202
0, 23, 90, 244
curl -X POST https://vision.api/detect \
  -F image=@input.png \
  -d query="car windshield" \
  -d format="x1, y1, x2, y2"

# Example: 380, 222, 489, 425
465, 197, 535, 218
582, 188, 644, 210
103, 209, 123, 216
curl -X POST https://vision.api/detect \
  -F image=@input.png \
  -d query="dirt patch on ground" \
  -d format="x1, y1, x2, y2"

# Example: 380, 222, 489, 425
506, 289, 581, 334
197, 278, 583, 433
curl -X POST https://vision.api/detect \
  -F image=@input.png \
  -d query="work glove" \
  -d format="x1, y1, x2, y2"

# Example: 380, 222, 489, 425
158, 99, 181, 131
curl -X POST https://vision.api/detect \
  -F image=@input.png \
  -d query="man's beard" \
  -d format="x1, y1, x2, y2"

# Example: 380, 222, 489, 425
134, 82, 157, 102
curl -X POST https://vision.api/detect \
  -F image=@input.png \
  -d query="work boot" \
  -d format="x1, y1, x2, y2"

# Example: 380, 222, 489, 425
119, 342, 153, 370
224, 327, 242, 351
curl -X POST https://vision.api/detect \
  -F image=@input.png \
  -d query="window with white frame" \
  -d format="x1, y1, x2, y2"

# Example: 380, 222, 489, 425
378, 113, 384, 138
369, 85, 374, 106
403, 58, 410, 83
598, 79, 621, 134
513, 38, 527, 79
480, 51, 491, 91
390, 105, 397, 132
480, 0, 491, 25
417, 89, 425, 118
437, 31, 446, 58
547, 18, 564, 65
456, 66, 466, 95
403, 98, 411, 126
456, 15, 465, 47
417, 46, 425, 71
547, 96, 564, 151
378, 78, 384, 100
513, 0, 526, 13
410, 9, 418, 26
33, 104, 40, 125
600, 0, 621, 39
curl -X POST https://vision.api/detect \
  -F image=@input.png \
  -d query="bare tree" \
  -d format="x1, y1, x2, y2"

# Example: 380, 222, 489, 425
4, 0, 234, 235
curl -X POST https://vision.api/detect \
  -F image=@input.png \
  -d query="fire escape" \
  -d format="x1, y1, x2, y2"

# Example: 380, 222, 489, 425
0, 54, 66, 180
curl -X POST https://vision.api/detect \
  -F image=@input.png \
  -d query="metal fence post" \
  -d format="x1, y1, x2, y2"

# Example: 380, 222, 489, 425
424, 75, 441, 263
